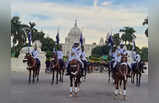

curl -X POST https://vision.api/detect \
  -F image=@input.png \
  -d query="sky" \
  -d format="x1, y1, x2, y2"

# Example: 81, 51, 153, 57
11, 0, 148, 48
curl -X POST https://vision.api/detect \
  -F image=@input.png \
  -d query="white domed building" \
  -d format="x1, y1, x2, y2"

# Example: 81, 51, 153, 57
61, 20, 101, 57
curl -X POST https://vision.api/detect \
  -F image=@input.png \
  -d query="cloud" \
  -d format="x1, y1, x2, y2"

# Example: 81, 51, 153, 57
101, 1, 112, 6
11, 0, 148, 47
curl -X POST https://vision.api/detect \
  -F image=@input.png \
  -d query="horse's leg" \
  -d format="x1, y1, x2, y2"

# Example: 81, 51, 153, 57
32, 70, 35, 83
28, 70, 31, 84
51, 69, 54, 85
136, 74, 138, 87
119, 79, 122, 95
62, 69, 64, 83
139, 74, 141, 87
36, 68, 40, 83
123, 79, 127, 100
56, 70, 58, 84
114, 78, 119, 96
69, 76, 73, 96
108, 69, 111, 82
74, 75, 79, 96
132, 73, 134, 84
59, 69, 62, 82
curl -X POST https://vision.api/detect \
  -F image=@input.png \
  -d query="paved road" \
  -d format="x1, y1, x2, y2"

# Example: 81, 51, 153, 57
11, 71, 148, 103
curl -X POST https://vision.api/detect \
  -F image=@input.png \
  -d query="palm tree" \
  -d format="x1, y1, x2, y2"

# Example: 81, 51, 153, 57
112, 33, 121, 47
143, 18, 148, 37
120, 27, 136, 45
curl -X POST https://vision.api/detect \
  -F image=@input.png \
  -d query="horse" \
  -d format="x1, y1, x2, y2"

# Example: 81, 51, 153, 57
23, 53, 41, 84
131, 61, 147, 87
113, 55, 129, 100
69, 59, 81, 96
50, 52, 59, 85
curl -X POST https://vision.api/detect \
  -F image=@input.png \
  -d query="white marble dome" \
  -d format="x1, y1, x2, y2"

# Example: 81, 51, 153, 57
68, 20, 81, 37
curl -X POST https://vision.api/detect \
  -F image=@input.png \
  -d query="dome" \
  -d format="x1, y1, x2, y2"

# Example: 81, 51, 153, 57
99, 37, 104, 45
68, 19, 82, 37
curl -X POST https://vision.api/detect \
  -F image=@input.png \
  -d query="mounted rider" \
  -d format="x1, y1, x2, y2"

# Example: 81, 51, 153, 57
80, 45, 88, 76
56, 45, 64, 69
30, 44, 41, 67
131, 51, 144, 73
66, 42, 84, 75
112, 43, 131, 76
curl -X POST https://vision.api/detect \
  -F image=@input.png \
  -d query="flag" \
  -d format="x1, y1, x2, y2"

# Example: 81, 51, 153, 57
108, 33, 113, 47
80, 33, 83, 46
132, 39, 136, 51
28, 31, 32, 46
56, 32, 60, 44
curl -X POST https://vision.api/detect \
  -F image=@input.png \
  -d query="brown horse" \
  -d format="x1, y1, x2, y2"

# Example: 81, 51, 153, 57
131, 61, 147, 87
69, 59, 81, 96
113, 55, 129, 100
50, 52, 65, 85
23, 53, 41, 84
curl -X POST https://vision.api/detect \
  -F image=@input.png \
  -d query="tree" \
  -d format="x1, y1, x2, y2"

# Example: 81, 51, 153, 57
41, 37, 55, 52
120, 27, 136, 45
91, 44, 110, 58
112, 33, 121, 47
11, 16, 56, 57
141, 47, 148, 61
143, 18, 148, 37
11, 16, 30, 57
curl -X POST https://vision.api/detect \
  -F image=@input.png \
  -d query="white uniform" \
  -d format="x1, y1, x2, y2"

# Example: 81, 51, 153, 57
113, 50, 121, 68
57, 50, 64, 60
81, 51, 88, 62
68, 47, 84, 68
30, 49, 39, 59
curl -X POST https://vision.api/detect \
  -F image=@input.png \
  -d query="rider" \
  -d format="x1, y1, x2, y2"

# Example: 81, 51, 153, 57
30, 44, 41, 67
56, 45, 64, 68
80, 45, 88, 76
66, 42, 84, 75
113, 43, 131, 76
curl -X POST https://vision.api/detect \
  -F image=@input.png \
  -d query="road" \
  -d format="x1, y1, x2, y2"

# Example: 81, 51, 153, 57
11, 71, 148, 103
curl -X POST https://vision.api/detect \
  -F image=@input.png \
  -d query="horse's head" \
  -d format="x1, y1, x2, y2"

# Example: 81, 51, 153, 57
121, 54, 127, 63
70, 59, 80, 73
23, 53, 32, 63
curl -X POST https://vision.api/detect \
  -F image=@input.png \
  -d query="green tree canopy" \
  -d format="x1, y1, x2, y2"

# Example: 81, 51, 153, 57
120, 27, 136, 45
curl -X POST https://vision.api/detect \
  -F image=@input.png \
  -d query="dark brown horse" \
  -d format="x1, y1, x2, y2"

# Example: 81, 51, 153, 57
69, 59, 81, 96
23, 53, 41, 84
113, 55, 129, 100
50, 52, 65, 85
131, 61, 147, 87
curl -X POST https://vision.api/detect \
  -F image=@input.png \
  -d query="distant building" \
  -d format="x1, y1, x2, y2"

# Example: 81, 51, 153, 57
61, 20, 103, 57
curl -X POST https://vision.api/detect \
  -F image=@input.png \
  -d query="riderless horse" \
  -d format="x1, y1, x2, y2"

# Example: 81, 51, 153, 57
23, 53, 41, 84
69, 59, 81, 96
50, 52, 65, 85
131, 61, 147, 87
113, 54, 129, 100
